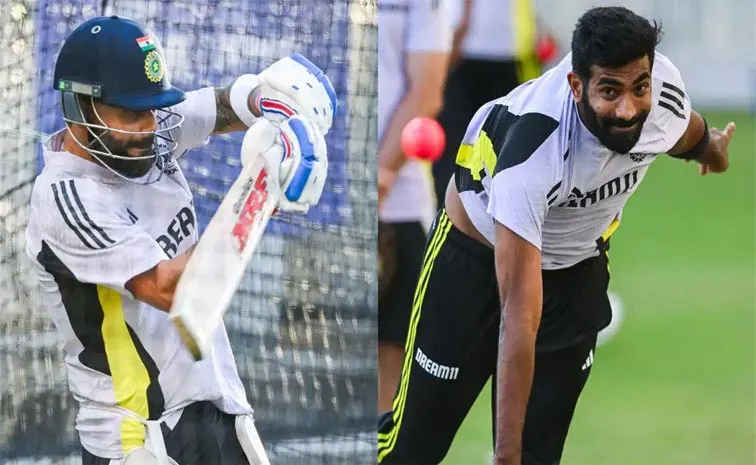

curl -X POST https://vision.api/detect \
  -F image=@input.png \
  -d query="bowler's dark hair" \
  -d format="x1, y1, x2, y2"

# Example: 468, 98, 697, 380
571, 6, 663, 80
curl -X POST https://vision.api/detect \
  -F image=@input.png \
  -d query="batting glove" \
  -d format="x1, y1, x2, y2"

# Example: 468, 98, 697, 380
239, 116, 328, 214
256, 53, 337, 135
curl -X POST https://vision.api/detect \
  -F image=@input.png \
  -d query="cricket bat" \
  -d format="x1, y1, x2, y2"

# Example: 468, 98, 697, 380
170, 125, 284, 361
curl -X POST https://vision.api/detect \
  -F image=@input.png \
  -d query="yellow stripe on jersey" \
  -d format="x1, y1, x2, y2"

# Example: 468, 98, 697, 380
377, 211, 453, 462
98, 285, 150, 453
455, 130, 497, 181
601, 216, 621, 243
599, 216, 621, 274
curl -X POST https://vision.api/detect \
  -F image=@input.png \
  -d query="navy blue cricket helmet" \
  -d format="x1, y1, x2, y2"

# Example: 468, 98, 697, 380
53, 16, 186, 182
54, 16, 185, 111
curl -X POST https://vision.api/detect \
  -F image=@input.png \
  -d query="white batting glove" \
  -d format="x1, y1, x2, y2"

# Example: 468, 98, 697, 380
255, 53, 337, 135
277, 116, 328, 213
239, 116, 328, 215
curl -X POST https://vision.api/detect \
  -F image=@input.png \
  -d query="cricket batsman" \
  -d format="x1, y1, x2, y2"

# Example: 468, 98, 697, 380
24, 16, 335, 465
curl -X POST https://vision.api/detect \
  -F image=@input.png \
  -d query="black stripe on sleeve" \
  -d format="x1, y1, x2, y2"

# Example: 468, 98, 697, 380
487, 105, 560, 175
127, 208, 138, 224
662, 81, 685, 100
68, 180, 115, 245
59, 181, 108, 249
658, 101, 686, 120
660, 90, 685, 113
51, 183, 96, 250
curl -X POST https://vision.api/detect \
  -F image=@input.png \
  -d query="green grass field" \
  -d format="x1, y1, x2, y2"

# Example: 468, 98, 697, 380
442, 111, 756, 465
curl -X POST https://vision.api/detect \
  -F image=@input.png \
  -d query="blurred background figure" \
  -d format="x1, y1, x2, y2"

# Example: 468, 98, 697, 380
436, 1, 755, 463
432, 0, 558, 205
377, 0, 453, 414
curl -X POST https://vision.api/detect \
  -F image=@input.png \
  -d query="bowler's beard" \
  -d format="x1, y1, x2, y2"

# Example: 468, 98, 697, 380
89, 131, 156, 178
578, 94, 649, 154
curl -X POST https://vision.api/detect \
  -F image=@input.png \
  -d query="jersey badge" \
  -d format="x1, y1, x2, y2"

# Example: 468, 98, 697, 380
629, 152, 651, 163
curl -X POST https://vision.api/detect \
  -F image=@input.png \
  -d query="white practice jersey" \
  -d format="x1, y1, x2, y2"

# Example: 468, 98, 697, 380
25, 88, 252, 459
457, 52, 691, 269
378, 0, 452, 225
448, 0, 527, 60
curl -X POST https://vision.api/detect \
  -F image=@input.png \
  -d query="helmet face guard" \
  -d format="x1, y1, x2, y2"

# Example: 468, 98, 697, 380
61, 89, 184, 184
54, 16, 188, 184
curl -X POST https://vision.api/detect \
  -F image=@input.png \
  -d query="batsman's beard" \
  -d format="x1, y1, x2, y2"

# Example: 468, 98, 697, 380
89, 131, 157, 178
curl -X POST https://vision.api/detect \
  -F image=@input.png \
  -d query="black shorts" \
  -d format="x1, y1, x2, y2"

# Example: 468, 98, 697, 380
377, 209, 612, 465
378, 220, 427, 344
81, 401, 248, 465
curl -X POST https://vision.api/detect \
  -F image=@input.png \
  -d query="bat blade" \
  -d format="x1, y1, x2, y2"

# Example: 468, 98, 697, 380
170, 153, 280, 360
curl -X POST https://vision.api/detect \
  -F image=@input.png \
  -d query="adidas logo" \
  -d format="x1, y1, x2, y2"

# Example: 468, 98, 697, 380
658, 81, 687, 120
581, 349, 595, 371
126, 208, 139, 224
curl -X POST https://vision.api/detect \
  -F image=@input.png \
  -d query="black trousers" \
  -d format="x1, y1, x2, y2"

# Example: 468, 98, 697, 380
377, 209, 612, 465
81, 401, 248, 465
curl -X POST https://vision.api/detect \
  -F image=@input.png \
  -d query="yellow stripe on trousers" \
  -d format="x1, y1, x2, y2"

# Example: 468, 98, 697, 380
378, 211, 449, 437
377, 211, 451, 447
98, 285, 151, 453
377, 211, 453, 461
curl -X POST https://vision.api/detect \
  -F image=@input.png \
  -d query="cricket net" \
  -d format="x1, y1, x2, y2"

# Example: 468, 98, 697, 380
0, 0, 377, 463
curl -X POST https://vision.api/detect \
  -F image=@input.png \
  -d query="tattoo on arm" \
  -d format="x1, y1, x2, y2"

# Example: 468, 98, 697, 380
213, 86, 245, 134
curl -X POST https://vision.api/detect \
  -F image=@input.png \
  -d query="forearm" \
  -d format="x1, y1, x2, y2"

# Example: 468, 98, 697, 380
449, 23, 469, 68
671, 124, 721, 165
379, 89, 444, 172
494, 292, 542, 463
126, 246, 194, 312
153, 249, 193, 311
493, 227, 543, 463
667, 110, 722, 164
213, 80, 262, 134
450, 0, 472, 68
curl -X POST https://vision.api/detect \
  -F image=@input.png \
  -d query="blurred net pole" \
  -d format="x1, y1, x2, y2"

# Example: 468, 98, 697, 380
0, 0, 378, 464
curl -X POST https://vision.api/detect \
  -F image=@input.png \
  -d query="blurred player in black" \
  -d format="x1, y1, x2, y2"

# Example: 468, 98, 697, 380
433, 0, 557, 204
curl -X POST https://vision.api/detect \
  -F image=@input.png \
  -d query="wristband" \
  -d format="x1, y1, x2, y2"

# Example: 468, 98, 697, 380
675, 118, 709, 161
229, 74, 260, 127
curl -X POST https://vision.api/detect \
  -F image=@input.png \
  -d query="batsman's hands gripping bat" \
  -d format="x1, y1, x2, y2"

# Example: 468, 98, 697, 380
255, 53, 338, 135
258, 115, 328, 214
169, 115, 328, 360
